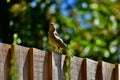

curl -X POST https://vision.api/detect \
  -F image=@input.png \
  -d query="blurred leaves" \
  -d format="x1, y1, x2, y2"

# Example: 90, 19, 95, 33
10, 33, 19, 80
0, 0, 120, 63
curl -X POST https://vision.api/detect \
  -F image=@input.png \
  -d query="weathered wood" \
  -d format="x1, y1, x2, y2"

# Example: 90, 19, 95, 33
97, 62, 102, 80
114, 64, 120, 80
0, 43, 11, 80
45, 51, 52, 80
28, 48, 33, 80
70, 56, 83, 80
97, 61, 115, 80
83, 58, 98, 80
52, 52, 65, 80
29, 48, 47, 80
11, 45, 29, 80
0, 43, 119, 80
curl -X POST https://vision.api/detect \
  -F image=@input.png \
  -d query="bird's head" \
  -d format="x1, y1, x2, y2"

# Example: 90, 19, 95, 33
49, 22, 56, 32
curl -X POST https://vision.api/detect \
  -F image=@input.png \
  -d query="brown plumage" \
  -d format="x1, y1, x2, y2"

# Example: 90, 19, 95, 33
48, 22, 66, 53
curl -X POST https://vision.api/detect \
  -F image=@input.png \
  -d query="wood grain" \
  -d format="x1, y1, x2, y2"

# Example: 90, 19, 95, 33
114, 64, 120, 80
0, 43, 11, 80
29, 48, 47, 80
0, 43, 119, 80
83, 58, 98, 80
97, 61, 115, 80
52, 52, 65, 80
70, 56, 83, 80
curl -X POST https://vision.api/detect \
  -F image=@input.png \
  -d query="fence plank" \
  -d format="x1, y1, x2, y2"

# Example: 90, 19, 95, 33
61, 54, 66, 80
70, 56, 83, 80
97, 61, 115, 80
29, 48, 47, 80
11, 45, 29, 80
0, 43, 11, 80
52, 52, 65, 80
83, 58, 98, 80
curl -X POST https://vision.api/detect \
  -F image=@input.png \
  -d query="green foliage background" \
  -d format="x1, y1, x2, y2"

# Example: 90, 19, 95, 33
0, 0, 120, 63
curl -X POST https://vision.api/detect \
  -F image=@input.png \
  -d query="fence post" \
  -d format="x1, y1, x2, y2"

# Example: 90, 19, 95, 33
114, 64, 120, 80
97, 61, 115, 80
28, 48, 48, 80
28, 48, 33, 80
83, 58, 98, 80
45, 51, 52, 80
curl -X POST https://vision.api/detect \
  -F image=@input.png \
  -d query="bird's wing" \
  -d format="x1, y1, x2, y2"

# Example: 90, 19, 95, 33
53, 31, 66, 49
54, 31, 63, 42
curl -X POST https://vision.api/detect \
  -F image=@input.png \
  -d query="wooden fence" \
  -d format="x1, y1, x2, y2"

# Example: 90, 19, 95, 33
0, 42, 120, 80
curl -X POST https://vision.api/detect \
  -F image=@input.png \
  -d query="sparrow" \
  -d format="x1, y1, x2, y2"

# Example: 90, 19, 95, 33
48, 22, 67, 54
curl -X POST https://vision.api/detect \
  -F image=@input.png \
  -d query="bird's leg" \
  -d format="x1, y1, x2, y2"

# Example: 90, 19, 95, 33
55, 48, 57, 53
57, 46, 61, 54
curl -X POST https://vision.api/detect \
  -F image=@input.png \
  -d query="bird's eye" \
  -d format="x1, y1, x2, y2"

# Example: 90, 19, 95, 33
50, 22, 54, 25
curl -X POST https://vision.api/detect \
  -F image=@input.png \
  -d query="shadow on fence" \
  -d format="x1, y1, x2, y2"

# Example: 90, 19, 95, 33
0, 43, 119, 80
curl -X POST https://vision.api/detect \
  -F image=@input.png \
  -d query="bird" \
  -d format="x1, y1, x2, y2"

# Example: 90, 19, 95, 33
48, 22, 67, 54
